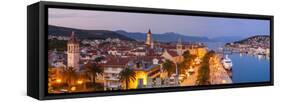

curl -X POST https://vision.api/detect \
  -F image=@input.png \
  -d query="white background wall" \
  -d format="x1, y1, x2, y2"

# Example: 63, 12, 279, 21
0, 0, 279, 102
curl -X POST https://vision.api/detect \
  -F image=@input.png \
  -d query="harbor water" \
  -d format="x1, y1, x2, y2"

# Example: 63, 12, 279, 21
205, 42, 270, 83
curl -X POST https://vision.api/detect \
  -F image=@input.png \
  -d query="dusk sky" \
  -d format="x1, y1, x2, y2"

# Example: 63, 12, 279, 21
49, 8, 270, 38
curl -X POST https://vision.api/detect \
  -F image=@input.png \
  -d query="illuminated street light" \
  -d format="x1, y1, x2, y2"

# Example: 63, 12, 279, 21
222, 80, 226, 84
77, 80, 83, 85
71, 86, 76, 91
56, 79, 62, 83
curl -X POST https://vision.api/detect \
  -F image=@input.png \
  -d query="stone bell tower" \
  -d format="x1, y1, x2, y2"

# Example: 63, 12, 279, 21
67, 31, 80, 71
145, 29, 153, 47
176, 37, 183, 55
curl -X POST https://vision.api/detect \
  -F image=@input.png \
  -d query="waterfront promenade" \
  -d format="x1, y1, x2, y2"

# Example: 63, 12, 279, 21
180, 53, 232, 86
209, 55, 232, 84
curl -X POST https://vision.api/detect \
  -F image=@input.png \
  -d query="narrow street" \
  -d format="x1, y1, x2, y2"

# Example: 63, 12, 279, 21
180, 66, 199, 86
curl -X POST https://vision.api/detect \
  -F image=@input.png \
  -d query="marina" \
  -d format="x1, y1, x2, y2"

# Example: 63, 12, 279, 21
205, 42, 270, 83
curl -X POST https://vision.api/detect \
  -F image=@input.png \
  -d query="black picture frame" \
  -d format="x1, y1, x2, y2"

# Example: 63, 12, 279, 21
27, 1, 274, 100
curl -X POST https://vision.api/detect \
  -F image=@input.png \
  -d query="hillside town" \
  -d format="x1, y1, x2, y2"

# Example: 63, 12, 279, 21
48, 29, 233, 93
224, 35, 270, 57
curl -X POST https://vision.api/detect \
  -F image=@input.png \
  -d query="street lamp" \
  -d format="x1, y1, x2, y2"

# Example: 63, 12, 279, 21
55, 78, 62, 83
71, 86, 76, 91
77, 80, 83, 85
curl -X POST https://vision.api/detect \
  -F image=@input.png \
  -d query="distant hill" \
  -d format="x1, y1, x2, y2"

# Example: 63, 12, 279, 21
49, 25, 246, 43
115, 30, 211, 42
225, 35, 270, 46
233, 35, 270, 44
48, 25, 135, 41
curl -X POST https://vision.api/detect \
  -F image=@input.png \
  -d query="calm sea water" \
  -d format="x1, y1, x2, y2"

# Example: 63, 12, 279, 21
205, 42, 270, 83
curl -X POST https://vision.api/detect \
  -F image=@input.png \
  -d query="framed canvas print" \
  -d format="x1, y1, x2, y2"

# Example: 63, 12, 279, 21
27, 1, 274, 100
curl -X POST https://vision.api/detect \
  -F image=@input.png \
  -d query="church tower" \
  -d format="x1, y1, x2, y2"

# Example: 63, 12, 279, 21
67, 31, 80, 71
145, 29, 153, 48
176, 37, 183, 55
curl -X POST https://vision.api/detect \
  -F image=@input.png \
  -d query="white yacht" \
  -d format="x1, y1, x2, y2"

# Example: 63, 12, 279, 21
222, 55, 233, 70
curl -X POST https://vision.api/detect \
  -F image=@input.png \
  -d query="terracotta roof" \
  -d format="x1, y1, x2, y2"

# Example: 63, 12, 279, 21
131, 49, 146, 52
101, 57, 131, 68
167, 50, 179, 57
161, 45, 176, 50
117, 47, 131, 51
132, 56, 162, 62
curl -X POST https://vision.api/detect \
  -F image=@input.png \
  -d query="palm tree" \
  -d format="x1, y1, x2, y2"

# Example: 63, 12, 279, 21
196, 50, 215, 85
180, 51, 197, 74
182, 50, 191, 60
84, 62, 103, 85
178, 62, 187, 75
119, 67, 136, 89
162, 60, 176, 76
63, 67, 78, 88
196, 64, 210, 85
